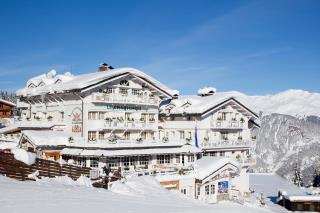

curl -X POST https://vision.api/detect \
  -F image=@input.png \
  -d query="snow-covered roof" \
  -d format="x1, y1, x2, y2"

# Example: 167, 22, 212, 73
194, 157, 240, 180
0, 98, 16, 107
160, 91, 259, 118
0, 122, 56, 134
0, 141, 18, 149
20, 130, 73, 147
62, 144, 201, 157
17, 67, 176, 98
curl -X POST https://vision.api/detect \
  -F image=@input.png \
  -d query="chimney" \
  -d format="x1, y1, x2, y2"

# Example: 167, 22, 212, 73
98, 63, 108, 72
98, 63, 114, 72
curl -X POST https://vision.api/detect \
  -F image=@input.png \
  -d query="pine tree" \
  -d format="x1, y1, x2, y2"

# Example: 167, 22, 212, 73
313, 169, 320, 187
293, 163, 303, 187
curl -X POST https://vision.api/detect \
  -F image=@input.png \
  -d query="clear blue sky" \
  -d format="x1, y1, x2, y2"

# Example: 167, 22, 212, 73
0, 0, 319, 95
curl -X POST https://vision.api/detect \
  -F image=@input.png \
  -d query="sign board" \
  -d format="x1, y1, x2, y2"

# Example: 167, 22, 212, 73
106, 104, 142, 111
71, 107, 82, 133
218, 181, 229, 194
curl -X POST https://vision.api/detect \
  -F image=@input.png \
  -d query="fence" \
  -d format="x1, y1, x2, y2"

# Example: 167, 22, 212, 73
0, 152, 91, 181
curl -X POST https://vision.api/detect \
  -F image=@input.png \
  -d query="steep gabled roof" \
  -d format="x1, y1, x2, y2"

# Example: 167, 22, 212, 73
195, 157, 240, 180
0, 99, 16, 107
160, 91, 259, 119
17, 67, 176, 98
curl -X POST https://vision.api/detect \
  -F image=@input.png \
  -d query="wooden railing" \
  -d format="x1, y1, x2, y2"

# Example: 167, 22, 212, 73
0, 152, 91, 181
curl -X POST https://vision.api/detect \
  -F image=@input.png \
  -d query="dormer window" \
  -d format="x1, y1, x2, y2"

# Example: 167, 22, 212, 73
55, 79, 62, 84
38, 82, 45, 87
120, 80, 129, 86
28, 83, 36, 88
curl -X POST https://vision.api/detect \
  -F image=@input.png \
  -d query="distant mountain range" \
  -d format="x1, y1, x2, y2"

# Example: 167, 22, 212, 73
238, 89, 320, 185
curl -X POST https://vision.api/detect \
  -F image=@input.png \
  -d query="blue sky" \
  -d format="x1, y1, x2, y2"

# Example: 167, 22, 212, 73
0, 0, 319, 95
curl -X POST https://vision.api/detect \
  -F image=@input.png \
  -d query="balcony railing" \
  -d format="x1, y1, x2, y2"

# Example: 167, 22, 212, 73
211, 120, 244, 129
87, 139, 159, 147
104, 121, 157, 130
92, 93, 158, 105
201, 140, 251, 148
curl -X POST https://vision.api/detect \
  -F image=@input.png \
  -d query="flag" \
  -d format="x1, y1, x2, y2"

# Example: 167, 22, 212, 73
195, 125, 199, 148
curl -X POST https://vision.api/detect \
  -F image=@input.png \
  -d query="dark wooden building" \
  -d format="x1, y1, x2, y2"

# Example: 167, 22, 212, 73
0, 99, 15, 118
278, 190, 320, 212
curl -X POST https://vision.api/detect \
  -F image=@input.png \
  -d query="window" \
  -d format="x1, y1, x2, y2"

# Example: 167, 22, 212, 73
197, 185, 201, 196
221, 132, 228, 140
205, 185, 210, 195
88, 112, 97, 120
107, 157, 120, 167
176, 154, 180, 163
188, 155, 194, 162
139, 132, 146, 140
181, 189, 186, 194
120, 80, 129, 86
297, 204, 303, 211
123, 156, 137, 166
210, 152, 217, 157
210, 184, 215, 194
98, 131, 105, 140
157, 155, 171, 164
99, 112, 105, 120
222, 112, 227, 120
179, 131, 185, 139
150, 132, 155, 140
124, 132, 130, 140
77, 158, 86, 167
149, 114, 155, 122
139, 156, 149, 165
219, 151, 225, 157
132, 89, 140, 95
104, 87, 114, 94
88, 131, 97, 141
140, 113, 147, 122
90, 158, 98, 168
119, 88, 128, 95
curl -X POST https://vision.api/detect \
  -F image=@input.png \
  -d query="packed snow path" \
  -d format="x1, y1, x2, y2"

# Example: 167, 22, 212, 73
0, 175, 271, 213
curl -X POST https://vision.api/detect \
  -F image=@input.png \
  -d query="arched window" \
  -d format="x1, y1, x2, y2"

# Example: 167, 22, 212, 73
120, 80, 129, 86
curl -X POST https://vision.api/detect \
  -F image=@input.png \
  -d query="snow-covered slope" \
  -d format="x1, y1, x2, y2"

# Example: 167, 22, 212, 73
0, 175, 269, 213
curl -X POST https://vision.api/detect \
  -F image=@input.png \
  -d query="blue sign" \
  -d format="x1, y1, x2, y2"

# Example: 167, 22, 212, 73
218, 181, 229, 194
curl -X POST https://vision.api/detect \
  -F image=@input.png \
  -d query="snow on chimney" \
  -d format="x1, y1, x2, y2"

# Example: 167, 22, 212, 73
98, 63, 114, 72
198, 87, 216, 96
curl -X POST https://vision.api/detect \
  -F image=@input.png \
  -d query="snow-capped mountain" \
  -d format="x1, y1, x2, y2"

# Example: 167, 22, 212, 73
253, 114, 320, 185
236, 89, 320, 185
246, 89, 320, 117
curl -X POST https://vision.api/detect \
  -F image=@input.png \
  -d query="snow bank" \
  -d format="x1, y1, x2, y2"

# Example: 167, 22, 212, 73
0, 173, 270, 213
36, 175, 92, 187
11, 148, 36, 165
111, 175, 170, 197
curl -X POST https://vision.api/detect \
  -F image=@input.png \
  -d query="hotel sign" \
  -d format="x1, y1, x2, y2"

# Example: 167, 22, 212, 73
106, 104, 142, 111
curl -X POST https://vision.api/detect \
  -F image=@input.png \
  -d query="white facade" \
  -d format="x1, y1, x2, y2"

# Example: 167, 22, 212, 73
2, 66, 259, 174
159, 92, 260, 165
